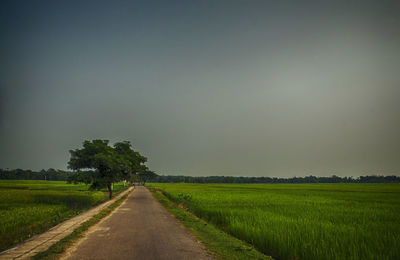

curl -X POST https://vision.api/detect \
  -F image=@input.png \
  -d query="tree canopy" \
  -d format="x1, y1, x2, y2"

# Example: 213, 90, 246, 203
138, 170, 158, 185
68, 139, 149, 199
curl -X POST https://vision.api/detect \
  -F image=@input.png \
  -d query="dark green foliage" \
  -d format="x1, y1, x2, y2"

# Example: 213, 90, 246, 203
0, 168, 73, 181
68, 139, 148, 199
114, 141, 147, 174
152, 175, 400, 183
2, 169, 397, 184
138, 170, 158, 185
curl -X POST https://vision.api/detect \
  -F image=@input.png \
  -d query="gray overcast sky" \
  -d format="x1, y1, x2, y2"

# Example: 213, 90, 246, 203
1, 0, 399, 177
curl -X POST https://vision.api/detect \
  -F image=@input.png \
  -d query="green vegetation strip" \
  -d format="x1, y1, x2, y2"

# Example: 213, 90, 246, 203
148, 183, 400, 260
0, 180, 128, 252
148, 187, 272, 260
32, 190, 131, 260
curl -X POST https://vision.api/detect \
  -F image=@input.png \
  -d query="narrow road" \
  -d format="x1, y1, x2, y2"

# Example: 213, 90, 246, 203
63, 186, 214, 260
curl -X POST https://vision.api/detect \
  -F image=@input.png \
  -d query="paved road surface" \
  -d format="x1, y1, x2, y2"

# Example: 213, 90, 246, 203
64, 186, 214, 260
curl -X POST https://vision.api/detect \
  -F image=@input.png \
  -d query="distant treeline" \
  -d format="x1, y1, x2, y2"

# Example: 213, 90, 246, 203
153, 175, 400, 183
0, 168, 72, 181
1, 169, 399, 183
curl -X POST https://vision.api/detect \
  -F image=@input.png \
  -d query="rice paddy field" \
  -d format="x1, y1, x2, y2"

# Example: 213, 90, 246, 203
0, 180, 127, 252
148, 183, 400, 260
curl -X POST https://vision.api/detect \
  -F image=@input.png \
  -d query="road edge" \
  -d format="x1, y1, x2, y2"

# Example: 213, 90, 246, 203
32, 188, 133, 260
148, 187, 273, 260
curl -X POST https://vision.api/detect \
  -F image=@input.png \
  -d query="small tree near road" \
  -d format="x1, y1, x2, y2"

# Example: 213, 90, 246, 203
68, 139, 146, 199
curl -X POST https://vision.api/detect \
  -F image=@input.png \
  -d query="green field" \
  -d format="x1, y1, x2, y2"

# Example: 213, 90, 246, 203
148, 183, 400, 260
0, 180, 128, 252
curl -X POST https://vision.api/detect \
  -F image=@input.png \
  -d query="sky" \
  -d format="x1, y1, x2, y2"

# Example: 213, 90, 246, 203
1, 0, 399, 177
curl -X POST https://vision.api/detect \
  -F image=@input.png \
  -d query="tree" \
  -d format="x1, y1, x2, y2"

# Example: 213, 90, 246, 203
68, 139, 150, 199
113, 141, 148, 175
68, 140, 133, 199
138, 170, 158, 185
129, 172, 140, 185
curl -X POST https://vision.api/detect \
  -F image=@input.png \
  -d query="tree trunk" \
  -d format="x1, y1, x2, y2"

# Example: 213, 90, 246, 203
107, 183, 113, 199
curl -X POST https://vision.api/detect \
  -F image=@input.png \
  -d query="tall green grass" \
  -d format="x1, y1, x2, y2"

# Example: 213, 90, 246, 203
148, 183, 400, 260
0, 180, 128, 252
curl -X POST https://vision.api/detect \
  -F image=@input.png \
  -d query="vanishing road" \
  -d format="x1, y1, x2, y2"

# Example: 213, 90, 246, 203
63, 186, 214, 260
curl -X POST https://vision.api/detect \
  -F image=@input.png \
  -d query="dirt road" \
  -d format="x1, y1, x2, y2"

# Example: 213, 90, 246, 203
63, 186, 214, 260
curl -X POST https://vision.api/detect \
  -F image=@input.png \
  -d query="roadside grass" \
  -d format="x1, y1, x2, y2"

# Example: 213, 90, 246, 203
0, 180, 128, 252
148, 183, 400, 260
32, 190, 131, 260
148, 187, 272, 260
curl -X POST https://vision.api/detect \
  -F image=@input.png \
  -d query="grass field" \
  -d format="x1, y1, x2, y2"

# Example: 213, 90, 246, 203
148, 183, 400, 260
0, 180, 128, 252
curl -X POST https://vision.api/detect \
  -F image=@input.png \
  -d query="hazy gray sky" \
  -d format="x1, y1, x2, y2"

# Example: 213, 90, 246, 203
1, 0, 399, 177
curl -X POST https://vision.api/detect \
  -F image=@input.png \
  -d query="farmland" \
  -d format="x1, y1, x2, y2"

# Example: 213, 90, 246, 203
148, 183, 400, 260
0, 180, 127, 252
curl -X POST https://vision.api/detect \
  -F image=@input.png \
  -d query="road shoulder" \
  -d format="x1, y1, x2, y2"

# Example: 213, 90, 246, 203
148, 187, 272, 260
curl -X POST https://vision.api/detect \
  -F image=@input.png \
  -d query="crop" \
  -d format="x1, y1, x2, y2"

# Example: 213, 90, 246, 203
0, 180, 127, 252
148, 183, 400, 260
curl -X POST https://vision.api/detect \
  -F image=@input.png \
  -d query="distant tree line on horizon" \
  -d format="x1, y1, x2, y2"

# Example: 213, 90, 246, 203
1, 168, 399, 183
0, 168, 71, 181
153, 175, 400, 183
